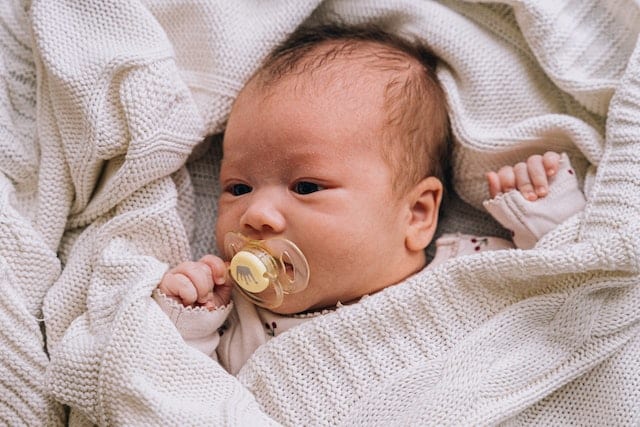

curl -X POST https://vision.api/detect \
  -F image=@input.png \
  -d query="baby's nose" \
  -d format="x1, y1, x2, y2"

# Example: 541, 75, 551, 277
240, 190, 286, 235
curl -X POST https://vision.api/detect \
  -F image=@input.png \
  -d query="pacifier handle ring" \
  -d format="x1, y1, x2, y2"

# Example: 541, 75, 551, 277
264, 238, 310, 294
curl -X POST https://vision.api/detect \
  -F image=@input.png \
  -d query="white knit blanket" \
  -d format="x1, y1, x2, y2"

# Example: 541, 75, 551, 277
1, 0, 639, 425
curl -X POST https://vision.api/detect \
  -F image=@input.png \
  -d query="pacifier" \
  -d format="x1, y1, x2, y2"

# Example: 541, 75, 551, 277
223, 232, 310, 309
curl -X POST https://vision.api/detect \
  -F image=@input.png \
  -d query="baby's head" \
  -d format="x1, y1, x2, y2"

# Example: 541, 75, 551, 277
216, 23, 450, 314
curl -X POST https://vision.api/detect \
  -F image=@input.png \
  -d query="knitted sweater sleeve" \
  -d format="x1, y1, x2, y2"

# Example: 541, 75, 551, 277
482, 153, 586, 249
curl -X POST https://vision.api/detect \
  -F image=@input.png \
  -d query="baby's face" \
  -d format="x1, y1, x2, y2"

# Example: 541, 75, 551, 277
216, 67, 426, 314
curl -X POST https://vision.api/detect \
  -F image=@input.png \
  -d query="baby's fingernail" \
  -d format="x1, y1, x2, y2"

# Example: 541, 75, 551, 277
525, 191, 537, 201
548, 169, 556, 176
536, 186, 547, 196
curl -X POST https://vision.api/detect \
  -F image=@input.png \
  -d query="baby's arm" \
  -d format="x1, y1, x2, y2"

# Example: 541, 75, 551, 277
153, 255, 234, 359
483, 152, 586, 249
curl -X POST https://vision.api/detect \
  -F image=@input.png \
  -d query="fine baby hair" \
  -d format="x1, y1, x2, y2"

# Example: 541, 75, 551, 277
253, 22, 452, 194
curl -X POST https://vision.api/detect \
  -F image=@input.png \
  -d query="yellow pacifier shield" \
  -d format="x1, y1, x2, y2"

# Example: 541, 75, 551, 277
230, 250, 270, 293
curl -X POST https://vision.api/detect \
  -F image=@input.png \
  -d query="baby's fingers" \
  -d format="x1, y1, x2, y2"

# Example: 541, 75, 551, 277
514, 162, 538, 201
486, 171, 503, 199
487, 165, 518, 198
526, 155, 548, 198
542, 151, 561, 176
159, 273, 198, 306
171, 262, 215, 303
199, 255, 228, 286
200, 255, 233, 308
525, 152, 562, 199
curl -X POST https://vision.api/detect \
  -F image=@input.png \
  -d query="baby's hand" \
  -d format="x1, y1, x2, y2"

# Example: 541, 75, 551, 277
158, 255, 232, 310
486, 151, 561, 201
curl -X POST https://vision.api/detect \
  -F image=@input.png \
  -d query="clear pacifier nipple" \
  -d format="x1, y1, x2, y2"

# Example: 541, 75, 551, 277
223, 232, 310, 309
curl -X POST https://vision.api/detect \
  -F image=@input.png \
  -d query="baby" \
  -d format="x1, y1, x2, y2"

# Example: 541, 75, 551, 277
153, 23, 585, 374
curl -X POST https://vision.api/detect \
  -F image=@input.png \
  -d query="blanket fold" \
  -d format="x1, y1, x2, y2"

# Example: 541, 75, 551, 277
0, 0, 638, 425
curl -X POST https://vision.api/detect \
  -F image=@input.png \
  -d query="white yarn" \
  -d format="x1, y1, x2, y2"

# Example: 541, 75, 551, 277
0, 0, 637, 425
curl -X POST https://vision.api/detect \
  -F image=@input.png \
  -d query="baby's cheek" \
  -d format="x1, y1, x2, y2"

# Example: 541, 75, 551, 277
318, 241, 369, 283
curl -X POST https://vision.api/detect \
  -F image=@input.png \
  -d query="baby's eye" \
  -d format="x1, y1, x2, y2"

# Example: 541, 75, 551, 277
226, 183, 252, 196
292, 181, 324, 195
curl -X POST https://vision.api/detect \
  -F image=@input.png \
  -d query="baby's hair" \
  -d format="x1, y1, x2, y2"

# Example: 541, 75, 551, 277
254, 22, 451, 194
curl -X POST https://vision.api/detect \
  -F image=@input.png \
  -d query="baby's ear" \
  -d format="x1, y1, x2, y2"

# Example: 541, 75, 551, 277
405, 176, 443, 251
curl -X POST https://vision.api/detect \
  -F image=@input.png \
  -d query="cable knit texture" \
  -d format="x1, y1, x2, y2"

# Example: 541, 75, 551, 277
0, 0, 638, 425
